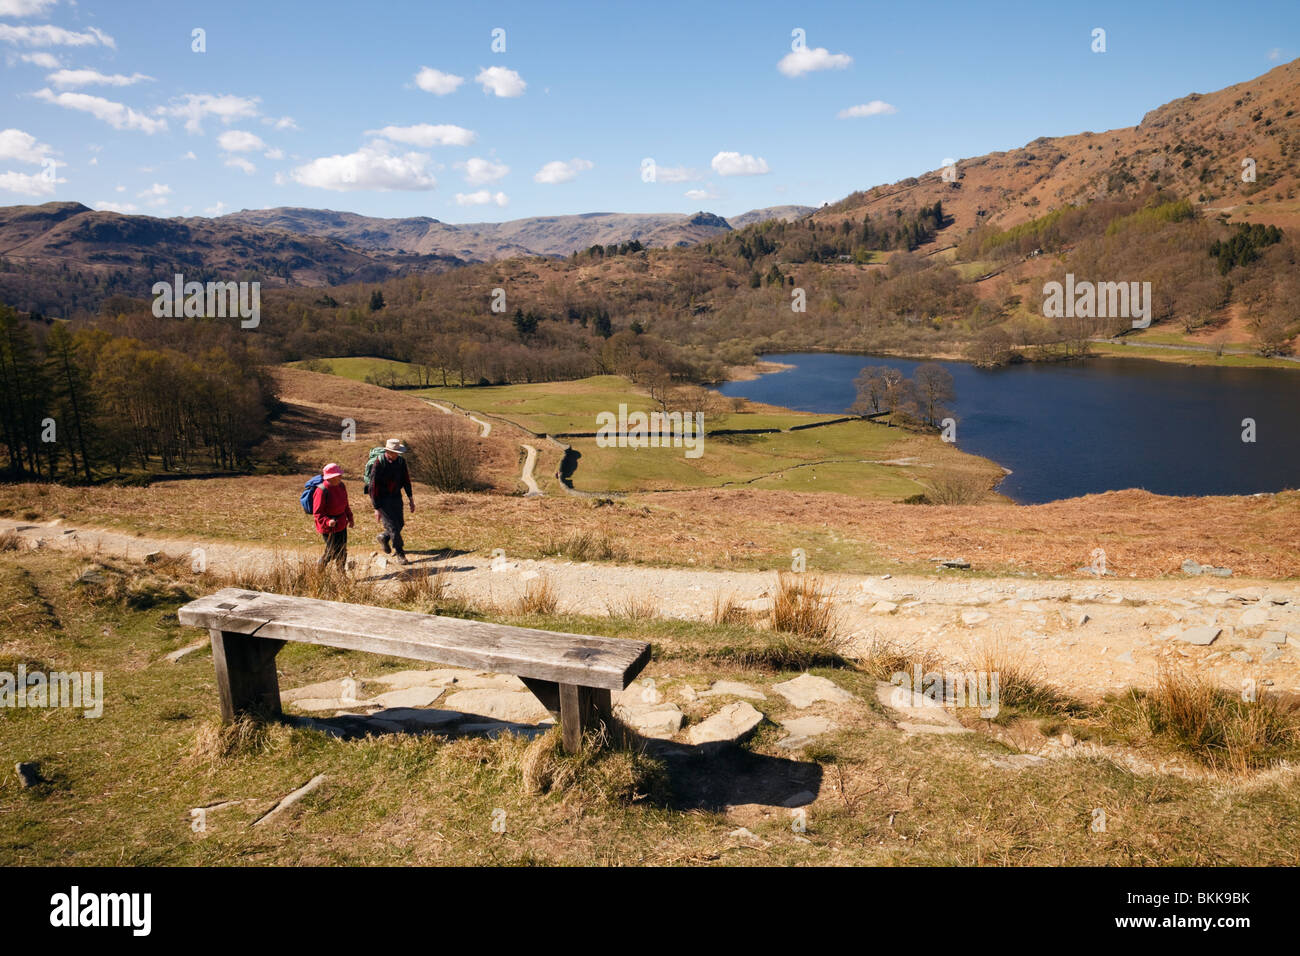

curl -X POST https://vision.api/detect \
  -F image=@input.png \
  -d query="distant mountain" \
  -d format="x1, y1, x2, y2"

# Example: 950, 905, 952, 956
726, 205, 816, 228
215, 207, 746, 259
0, 201, 465, 317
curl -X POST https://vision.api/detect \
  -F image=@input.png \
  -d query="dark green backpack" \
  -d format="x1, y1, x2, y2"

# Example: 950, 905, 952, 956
361, 446, 386, 495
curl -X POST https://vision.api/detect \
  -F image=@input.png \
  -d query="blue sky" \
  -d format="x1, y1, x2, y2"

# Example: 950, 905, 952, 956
1, 0, 1295, 223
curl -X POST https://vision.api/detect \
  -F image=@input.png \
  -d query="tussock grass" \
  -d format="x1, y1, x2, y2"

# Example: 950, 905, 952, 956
856, 635, 945, 683
605, 593, 659, 622
540, 530, 627, 563
0, 528, 19, 551
188, 717, 286, 766
517, 726, 667, 807
711, 591, 755, 626
771, 572, 843, 649
513, 575, 559, 615
976, 639, 1084, 718
1108, 667, 1300, 773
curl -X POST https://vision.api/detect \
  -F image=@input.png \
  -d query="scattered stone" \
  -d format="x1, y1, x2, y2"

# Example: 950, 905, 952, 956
1230, 651, 1253, 664
1181, 559, 1203, 576
1060, 732, 1076, 748
987, 754, 1049, 770
165, 639, 208, 663
960, 610, 990, 626
1261, 647, 1285, 663
442, 689, 551, 724
143, 550, 162, 564
782, 790, 816, 807
614, 699, 684, 738
772, 673, 855, 709
1177, 626, 1221, 646
1261, 631, 1288, 645
15, 762, 42, 788
1208, 567, 1233, 578
252, 774, 327, 827
1074, 613, 1091, 627
677, 684, 698, 702
701, 680, 766, 700
687, 701, 764, 749
870, 601, 899, 615
1115, 650, 1134, 664
727, 826, 769, 847
875, 682, 971, 735
776, 715, 832, 750
367, 686, 444, 709
74, 569, 106, 586
1241, 607, 1273, 628
371, 707, 462, 729
939, 560, 971, 570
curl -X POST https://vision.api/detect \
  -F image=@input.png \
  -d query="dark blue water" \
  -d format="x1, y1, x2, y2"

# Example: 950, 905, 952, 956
718, 352, 1300, 503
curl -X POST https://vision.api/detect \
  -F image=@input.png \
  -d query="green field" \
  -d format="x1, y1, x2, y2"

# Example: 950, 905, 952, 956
414, 376, 843, 435
1091, 341, 1300, 370
567, 419, 940, 498
288, 356, 423, 384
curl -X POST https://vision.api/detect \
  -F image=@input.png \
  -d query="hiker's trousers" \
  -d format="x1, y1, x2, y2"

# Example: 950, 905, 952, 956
375, 494, 406, 555
319, 529, 347, 570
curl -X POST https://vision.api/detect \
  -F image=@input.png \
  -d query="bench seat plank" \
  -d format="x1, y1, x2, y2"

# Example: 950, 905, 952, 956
178, 587, 650, 691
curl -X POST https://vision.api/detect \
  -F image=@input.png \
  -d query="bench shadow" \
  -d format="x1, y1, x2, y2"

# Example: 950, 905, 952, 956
285, 712, 822, 812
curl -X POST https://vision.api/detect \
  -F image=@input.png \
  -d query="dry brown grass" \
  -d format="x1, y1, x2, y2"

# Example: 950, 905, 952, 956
605, 593, 659, 622
1109, 667, 1300, 772
512, 575, 559, 615
517, 726, 666, 807
188, 716, 286, 766
0, 528, 19, 551
711, 591, 755, 626
975, 639, 1084, 717
770, 572, 843, 649
919, 469, 991, 505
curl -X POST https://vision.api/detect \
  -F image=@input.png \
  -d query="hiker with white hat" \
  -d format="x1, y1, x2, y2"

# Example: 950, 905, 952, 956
369, 438, 415, 564
312, 462, 354, 571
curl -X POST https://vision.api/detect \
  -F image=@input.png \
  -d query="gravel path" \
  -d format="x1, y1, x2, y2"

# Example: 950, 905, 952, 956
6, 518, 1296, 699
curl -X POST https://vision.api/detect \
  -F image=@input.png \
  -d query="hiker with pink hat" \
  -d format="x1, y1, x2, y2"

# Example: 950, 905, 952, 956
312, 462, 354, 570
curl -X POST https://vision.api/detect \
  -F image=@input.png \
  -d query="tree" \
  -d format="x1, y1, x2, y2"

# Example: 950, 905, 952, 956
912, 362, 956, 428
369, 290, 386, 311
849, 367, 887, 415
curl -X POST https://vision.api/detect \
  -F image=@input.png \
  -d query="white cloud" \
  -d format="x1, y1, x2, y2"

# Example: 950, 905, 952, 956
47, 68, 151, 88
263, 146, 283, 160
475, 66, 525, 97
1267, 47, 1281, 61
367, 123, 475, 147
217, 129, 266, 152
33, 87, 166, 133
534, 157, 592, 184
460, 156, 508, 185
777, 46, 851, 77
225, 156, 255, 175
158, 93, 260, 133
114, 184, 123, 191
655, 165, 703, 183
137, 182, 170, 198
0, 0, 59, 15
0, 170, 57, 196
205, 200, 227, 215
455, 189, 508, 207
182, 150, 197, 160
414, 66, 464, 95
19, 51, 59, 67
92, 199, 138, 213
290, 144, 437, 191
684, 186, 719, 200
0, 127, 52, 163
0, 24, 114, 48
711, 151, 769, 176
837, 100, 897, 119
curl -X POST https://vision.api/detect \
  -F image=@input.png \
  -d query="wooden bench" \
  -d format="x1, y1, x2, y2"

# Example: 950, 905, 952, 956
177, 587, 651, 752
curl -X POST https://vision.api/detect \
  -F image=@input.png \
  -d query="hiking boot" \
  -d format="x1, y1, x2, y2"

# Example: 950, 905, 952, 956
395, 552, 411, 565
376, 533, 391, 554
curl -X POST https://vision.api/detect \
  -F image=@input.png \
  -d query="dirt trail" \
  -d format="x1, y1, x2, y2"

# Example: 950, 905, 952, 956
5, 518, 1296, 700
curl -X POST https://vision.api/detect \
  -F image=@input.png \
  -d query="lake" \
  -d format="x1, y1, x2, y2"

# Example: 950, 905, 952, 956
718, 352, 1300, 504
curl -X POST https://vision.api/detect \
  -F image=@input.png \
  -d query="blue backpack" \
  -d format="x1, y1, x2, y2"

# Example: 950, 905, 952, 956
299, 474, 324, 514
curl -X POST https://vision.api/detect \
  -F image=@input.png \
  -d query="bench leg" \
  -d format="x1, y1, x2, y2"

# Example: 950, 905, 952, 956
210, 629, 285, 722
558, 684, 614, 753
